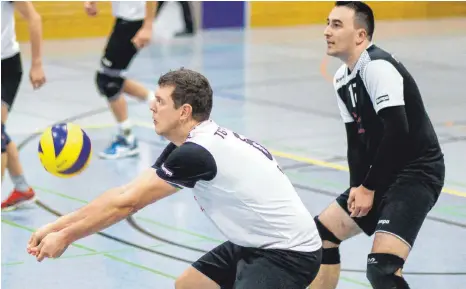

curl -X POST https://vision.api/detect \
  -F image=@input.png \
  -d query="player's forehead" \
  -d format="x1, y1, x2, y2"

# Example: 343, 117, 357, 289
327, 6, 356, 25
156, 85, 175, 101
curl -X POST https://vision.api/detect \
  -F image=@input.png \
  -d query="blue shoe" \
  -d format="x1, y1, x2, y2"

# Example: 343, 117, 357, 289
99, 135, 139, 159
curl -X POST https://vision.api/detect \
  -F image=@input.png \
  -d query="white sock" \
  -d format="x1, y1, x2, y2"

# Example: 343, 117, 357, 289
118, 119, 132, 136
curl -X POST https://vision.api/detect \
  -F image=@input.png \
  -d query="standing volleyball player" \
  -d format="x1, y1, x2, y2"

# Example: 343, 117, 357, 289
1, 1, 46, 210
84, 1, 157, 159
310, 2, 445, 289
27, 68, 323, 289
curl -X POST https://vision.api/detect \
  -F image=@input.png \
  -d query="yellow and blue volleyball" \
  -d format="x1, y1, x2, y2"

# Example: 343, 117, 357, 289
38, 123, 92, 177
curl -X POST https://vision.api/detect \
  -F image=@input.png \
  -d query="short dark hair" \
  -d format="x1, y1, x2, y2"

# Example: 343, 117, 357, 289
335, 1, 375, 40
158, 68, 213, 122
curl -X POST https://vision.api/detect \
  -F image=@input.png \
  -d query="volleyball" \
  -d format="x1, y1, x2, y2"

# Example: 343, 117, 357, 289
38, 123, 92, 177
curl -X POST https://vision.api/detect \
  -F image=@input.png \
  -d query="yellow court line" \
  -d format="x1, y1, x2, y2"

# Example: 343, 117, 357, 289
47, 121, 461, 198
270, 149, 466, 198
134, 121, 466, 198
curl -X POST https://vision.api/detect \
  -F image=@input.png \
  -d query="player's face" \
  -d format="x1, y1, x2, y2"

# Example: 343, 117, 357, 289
324, 6, 360, 57
151, 86, 183, 136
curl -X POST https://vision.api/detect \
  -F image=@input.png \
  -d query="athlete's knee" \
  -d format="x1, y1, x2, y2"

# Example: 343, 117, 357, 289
366, 253, 410, 289
1, 123, 11, 154
314, 215, 342, 265
95, 71, 125, 101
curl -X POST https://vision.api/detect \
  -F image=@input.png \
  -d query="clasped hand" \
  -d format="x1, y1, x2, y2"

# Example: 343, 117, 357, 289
27, 225, 70, 262
347, 185, 375, 218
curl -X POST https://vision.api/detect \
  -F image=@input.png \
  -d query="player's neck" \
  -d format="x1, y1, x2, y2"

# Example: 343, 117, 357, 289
345, 41, 371, 71
167, 119, 201, 146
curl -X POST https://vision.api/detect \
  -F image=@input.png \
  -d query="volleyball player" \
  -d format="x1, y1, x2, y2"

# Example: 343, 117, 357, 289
84, 1, 157, 159
27, 68, 323, 289
309, 2, 445, 289
1, 1, 46, 210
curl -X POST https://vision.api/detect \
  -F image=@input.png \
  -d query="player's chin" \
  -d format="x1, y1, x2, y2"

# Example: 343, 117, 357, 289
326, 48, 338, 56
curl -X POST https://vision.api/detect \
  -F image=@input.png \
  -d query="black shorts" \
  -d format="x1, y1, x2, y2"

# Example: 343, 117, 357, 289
336, 176, 444, 248
100, 18, 143, 73
1, 52, 23, 111
192, 241, 322, 289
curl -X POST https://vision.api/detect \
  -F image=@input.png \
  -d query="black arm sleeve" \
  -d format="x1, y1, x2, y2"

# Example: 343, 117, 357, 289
362, 105, 409, 191
346, 122, 370, 187
152, 142, 217, 189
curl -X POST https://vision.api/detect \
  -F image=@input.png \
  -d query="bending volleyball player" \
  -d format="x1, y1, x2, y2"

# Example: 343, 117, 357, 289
309, 2, 445, 289
27, 68, 323, 289
2, 1, 46, 210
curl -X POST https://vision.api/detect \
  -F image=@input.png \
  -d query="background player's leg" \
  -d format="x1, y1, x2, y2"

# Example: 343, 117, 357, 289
1, 104, 35, 210
1, 152, 7, 182
1, 54, 36, 210
97, 18, 154, 159
309, 201, 362, 289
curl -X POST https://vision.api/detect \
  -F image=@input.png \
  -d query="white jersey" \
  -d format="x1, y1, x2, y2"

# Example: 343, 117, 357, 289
112, 1, 146, 21
154, 120, 322, 252
1, 1, 20, 60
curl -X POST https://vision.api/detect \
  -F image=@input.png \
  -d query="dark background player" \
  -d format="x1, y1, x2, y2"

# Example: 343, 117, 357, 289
310, 2, 445, 289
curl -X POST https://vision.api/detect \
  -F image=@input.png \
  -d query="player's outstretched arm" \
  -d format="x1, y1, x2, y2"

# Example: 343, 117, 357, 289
27, 169, 178, 261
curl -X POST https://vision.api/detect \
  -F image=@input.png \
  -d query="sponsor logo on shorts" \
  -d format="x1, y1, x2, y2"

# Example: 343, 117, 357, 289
378, 219, 390, 225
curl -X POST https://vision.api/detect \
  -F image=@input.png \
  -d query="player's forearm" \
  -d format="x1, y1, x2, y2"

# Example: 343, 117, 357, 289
142, 1, 157, 28
26, 12, 43, 66
60, 188, 136, 244
48, 187, 125, 232
345, 123, 369, 187
362, 106, 409, 191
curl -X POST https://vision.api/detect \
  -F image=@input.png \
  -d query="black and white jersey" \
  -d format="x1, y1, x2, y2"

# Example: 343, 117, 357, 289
1, 1, 20, 60
153, 120, 322, 253
334, 44, 444, 188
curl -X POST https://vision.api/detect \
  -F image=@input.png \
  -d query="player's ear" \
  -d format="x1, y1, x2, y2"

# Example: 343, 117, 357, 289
180, 104, 193, 121
356, 28, 367, 45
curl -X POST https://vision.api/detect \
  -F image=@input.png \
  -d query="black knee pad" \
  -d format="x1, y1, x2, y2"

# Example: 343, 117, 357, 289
1, 123, 11, 153
314, 216, 342, 245
366, 253, 410, 289
95, 71, 125, 100
314, 216, 342, 265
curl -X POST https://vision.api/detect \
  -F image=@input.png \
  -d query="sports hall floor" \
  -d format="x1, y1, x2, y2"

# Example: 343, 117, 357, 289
2, 18, 466, 289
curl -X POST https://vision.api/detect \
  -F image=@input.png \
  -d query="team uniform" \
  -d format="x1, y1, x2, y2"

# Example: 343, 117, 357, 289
153, 120, 322, 289
333, 43, 445, 248
97, 1, 147, 159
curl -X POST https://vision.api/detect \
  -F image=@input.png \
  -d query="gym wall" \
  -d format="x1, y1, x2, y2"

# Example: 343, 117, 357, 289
249, 1, 466, 28
14, 1, 466, 41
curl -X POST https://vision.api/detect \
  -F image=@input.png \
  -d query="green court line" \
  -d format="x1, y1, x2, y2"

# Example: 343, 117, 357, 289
2, 219, 177, 279
135, 216, 223, 243
2, 239, 209, 266
2, 219, 371, 288
339, 277, 371, 288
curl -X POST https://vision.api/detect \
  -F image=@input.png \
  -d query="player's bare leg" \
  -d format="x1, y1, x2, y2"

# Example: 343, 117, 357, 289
1, 152, 7, 182
1, 103, 35, 210
366, 232, 411, 288
175, 266, 220, 289
309, 202, 362, 289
